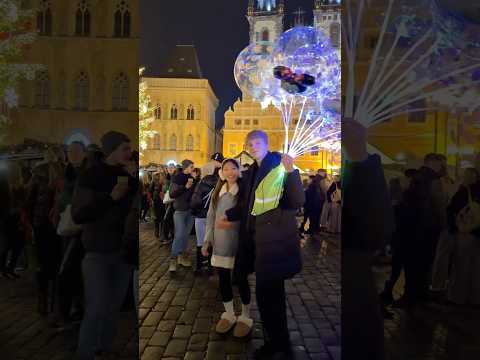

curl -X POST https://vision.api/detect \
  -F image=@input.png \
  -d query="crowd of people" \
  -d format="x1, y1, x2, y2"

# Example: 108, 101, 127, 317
0, 131, 139, 360
380, 153, 480, 309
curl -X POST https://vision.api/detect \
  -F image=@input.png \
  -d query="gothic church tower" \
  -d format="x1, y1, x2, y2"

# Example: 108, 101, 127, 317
314, 0, 341, 49
247, 0, 285, 46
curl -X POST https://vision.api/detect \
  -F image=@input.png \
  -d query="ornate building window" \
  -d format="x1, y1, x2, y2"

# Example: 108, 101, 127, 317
57, 71, 66, 109
170, 104, 178, 119
253, 119, 259, 126
112, 72, 129, 110
114, 1, 131, 38
186, 105, 195, 120
244, 119, 251, 126
330, 23, 340, 48
153, 134, 161, 149
75, 0, 91, 36
261, 28, 269, 42
74, 71, 89, 110
235, 119, 242, 126
186, 134, 194, 151
37, 1, 52, 36
154, 104, 161, 119
169, 134, 177, 150
311, 146, 319, 156
35, 71, 50, 108
96, 74, 106, 110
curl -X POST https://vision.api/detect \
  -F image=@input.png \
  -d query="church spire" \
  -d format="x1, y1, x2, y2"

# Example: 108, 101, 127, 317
293, 7, 306, 27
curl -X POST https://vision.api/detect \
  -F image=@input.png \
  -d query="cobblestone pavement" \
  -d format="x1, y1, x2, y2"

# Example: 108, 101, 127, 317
0, 255, 138, 360
374, 263, 480, 360
139, 222, 341, 360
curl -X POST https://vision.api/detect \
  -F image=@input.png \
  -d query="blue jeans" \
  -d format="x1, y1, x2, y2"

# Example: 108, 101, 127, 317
171, 210, 194, 258
76, 252, 133, 360
195, 218, 207, 247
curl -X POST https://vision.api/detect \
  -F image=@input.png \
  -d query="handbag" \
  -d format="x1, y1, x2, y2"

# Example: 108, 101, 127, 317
163, 190, 174, 204
57, 205, 82, 236
456, 187, 480, 234
331, 185, 342, 203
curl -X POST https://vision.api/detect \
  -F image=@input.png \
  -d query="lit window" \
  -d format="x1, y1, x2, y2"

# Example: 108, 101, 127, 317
186, 135, 194, 151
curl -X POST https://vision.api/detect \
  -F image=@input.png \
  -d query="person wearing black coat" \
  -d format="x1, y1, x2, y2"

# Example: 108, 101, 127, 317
304, 175, 325, 237
190, 164, 220, 273
342, 119, 394, 360
222, 130, 305, 359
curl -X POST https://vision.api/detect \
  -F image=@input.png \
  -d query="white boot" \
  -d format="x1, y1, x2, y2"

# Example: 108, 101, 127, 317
215, 301, 236, 334
233, 303, 253, 338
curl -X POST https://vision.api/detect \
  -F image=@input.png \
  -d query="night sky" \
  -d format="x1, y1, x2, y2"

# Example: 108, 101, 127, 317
140, 0, 316, 127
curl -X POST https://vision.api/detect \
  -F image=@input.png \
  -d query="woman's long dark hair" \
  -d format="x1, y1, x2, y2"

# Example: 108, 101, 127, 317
210, 159, 240, 211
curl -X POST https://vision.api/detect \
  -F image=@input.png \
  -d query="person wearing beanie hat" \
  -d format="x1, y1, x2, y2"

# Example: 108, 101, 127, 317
168, 159, 196, 272
101, 131, 131, 158
211, 152, 225, 166
71, 130, 138, 360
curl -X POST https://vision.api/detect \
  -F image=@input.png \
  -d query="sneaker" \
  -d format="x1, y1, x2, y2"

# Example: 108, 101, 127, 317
169, 258, 177, 272
178, 253, 192, 267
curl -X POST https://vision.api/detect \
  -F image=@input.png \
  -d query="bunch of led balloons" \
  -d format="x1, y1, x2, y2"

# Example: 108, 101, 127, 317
344, 0, 480, 127
234, 26, 341, 158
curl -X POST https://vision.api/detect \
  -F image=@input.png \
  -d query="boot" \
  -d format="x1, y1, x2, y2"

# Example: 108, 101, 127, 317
178, 253, 192, 267
194, 247, 203, 274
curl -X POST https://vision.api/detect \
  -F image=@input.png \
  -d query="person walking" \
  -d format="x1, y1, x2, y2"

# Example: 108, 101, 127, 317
446, 167, 480, 305
72, 131, 138, 360
190, 154, 223, 274
168, 159, 195, 272
304, 175, 325, 238
220, 130, 305, 359
55, 141, 87, 330
26, 147, 65, 315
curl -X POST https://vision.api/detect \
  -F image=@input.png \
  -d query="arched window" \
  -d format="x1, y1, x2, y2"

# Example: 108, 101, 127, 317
74, 71, 89, 110
330, 23, 340, 48
112, 72, 129, 110
154, 105, 161, 120
37, 1, 52, 36
75, 1, 91, 36
96, 74, 106, 110
35, 71, 50, 108
186, 135, 194, 151
153, 134, 161, 149
169, 134, 177, 150
114, 1, 131, 38
57, 71, 66, 108
170, 104, 178, 120
261, 28, 269, 42
187, 105, 195, 120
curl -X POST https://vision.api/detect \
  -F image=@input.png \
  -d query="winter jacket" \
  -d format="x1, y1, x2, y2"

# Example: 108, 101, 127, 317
71, 161, 138, 254
123, 187, 140, 267
26, 164, 57, 227
204, 183, 240, 269
305, 183, 324, 212
190, 174, 219, 218
169, 172, 195, 211
225, 151, 305, 281
404, 165, 446, 232
342, 154, 393, 253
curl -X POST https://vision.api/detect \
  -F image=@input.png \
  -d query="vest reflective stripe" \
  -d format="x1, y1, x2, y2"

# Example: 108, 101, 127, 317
252, 164, 286, 216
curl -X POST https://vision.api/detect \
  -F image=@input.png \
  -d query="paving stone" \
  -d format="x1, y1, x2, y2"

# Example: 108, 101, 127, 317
148, 331, 172, 346
139, 326, 156, 339
141, 346, 164, 360
142, 311, 164, 327
164, 306, 183, 320
188, 333, 209, 351
193, 318, 211, 333
173, 325, 192, 339
184, 351, 205, 360
305, 338, 326, 353
163, 339, 188, 357
157, 320, 177, 332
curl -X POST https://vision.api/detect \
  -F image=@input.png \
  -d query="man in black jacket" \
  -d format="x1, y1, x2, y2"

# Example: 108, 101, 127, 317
72, 131, 137, 360
221, 130, 304, 359
169, 159, 195, 272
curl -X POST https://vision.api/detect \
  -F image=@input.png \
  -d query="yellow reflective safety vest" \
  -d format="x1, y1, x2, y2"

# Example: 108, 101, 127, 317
252, 164, 286, 216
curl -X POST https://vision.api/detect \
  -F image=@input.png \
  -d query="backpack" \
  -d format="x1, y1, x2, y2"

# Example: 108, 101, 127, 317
456, 187, 480, 234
